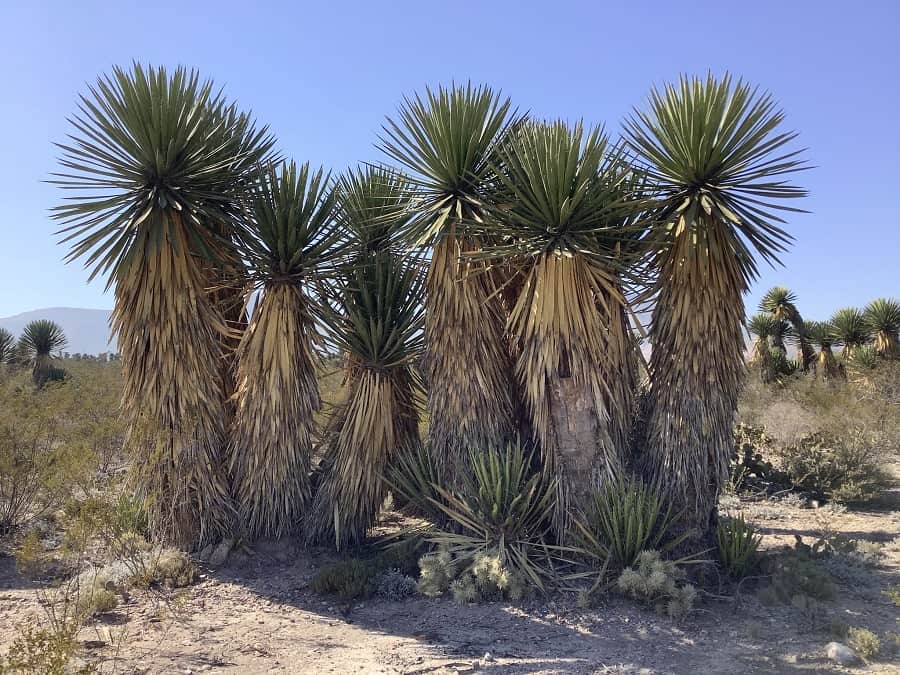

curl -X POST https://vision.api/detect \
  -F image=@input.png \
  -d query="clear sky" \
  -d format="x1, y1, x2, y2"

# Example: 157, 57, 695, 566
0, 0, 897, 320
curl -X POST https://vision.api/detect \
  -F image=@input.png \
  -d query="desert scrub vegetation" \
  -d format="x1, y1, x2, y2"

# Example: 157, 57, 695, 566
715, 516, 762, 580
616, 551, 697, 620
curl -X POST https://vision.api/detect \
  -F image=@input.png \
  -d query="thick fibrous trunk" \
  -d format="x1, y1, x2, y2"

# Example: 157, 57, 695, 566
117, 214, 234, 549
307, 367, 420, 549
645, 223, 745, 540
425, 234, 517, 489
228, 283, 319, 540
510, 253, 635, 537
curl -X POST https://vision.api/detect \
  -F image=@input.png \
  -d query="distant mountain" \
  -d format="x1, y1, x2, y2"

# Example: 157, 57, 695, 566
0, 307, 115, 356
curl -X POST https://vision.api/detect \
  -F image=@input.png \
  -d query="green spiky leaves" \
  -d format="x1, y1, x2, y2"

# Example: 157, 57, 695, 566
0, 328, 16, 365
759, 286, 798, 319
380, 82, 521, 245
747, 313, 777, 338
52, 63, 276, 285
829, 307, 871, 352
624, 73, 809, 283
336, 165, 413, 252
864, 298, 900, 357
239, 161, 343, 282
17, 320, 68, 359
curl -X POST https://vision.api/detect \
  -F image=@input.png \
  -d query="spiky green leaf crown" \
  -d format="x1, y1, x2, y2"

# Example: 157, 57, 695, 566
379, 82, 522, 245
747, 313, 777, 338
0, 328, 15, 363
864, 298, 900, 334
623, 73, 809, 283
759, 286, 798, 316
829, 307, 872, 346
481, 120, 645, 263
335, 165, 413, 253
239, 160, 344, 282
18, 320, 68, 358
805, 320, 835, 347
325, 253, 425, 369
52, 63, 277, 285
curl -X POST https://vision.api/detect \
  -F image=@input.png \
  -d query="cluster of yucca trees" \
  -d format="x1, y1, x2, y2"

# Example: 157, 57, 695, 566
54, 63, 811, 550
749, 290, 900, 383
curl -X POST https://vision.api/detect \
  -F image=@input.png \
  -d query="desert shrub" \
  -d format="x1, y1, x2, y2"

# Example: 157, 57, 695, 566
729, 424, 790, 494
779, 431, 891, 503
374, 569, 417, 600
374, 536, 426, 577
75, 583, 118, 619
848, 627, 881, 662
716, 516, 762, 580
426, 443, 557, 594
310, 559, 377, 600
147, 549, 196, 588
616, 550, 696, 620
576, 478, 686, 573
759, 549, 835, 605
884, 584, 900, 606
0, 623, 80, 675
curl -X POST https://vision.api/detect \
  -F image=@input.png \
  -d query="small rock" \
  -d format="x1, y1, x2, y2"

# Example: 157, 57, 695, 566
209, 539, 234, 567
483, 652, 494, 662
825, 642, 859, 666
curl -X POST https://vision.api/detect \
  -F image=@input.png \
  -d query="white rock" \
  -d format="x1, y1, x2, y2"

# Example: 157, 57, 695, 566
825, 642, 859, 666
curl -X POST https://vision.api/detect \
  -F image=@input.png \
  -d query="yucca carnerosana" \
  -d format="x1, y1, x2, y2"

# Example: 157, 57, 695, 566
306, 166, 422, 548
806, 320, 843, 381
759, 287, 814, 368
768, 318, 794, 356
829, 307, 871, 358
52, 64, 274, 547
483, 121, 641, 534
746, 313, 777, 383
379, 84, 522, 488
0, 328, 15, 367
863, 298, 900, 358
307, 250, 424, 549
624, 74, 808, 536
229, 161, 342, 539
17, 320, 67, 387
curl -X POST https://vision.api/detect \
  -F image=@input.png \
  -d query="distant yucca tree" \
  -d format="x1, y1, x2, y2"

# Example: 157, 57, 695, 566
806, 320, 844, 381
17, 320, 67, 387
759, 287, 814, 368
380, 83, 522, 490
307, 168, 423, 548
483, 120, 642, 535
0, 328, 14, 367
228, 161, 342, 540
864, 298, 900, 358
829, 307, 871, 358
746, 313, 777, 383
768, 318, 794, 356
52, 64, 275, 547
624, 74, 808, 537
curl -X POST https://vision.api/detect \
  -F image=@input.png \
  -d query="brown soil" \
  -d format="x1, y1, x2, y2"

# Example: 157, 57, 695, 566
2, 483, 899, 674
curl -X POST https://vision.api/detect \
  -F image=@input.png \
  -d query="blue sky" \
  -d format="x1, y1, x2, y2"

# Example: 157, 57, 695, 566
0, 0, 897, 320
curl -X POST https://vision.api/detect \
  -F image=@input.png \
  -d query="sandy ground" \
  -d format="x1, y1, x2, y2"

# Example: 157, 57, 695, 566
2, 481, 899, 674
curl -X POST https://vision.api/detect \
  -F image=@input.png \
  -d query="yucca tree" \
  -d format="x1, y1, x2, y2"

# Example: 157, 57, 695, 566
624, 73, 808, 537
307, 252, 424, 549
52, 64, 275, 548
806, 320, 843, 381
759, 286, 814, 368
228, 161, 342, 540
769, 318, 794, 356
0, 328, 14, 367
481, 120, 642, 535
829, 307, 871, 358
746, 313, 777, 383
17, 320, 67, 387
380, 83, 523, 489
864, 298, 900, 358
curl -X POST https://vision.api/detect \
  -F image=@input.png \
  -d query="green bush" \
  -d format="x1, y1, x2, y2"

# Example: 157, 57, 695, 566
0, 623, 80, 675
779, 431, 891, 503
848, 627, 881, 662
716, 516, 762, 580
310, 559, 377, 600
759, 549, 835, 605
576, 477, 686, 572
